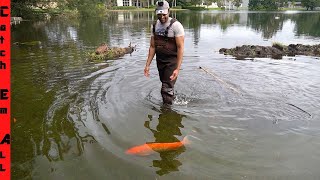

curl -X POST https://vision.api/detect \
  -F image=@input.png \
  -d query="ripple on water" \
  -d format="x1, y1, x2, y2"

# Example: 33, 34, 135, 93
44, 52, 320, 178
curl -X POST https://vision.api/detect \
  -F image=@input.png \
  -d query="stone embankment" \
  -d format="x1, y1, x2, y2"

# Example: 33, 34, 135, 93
219, 44, 320, 60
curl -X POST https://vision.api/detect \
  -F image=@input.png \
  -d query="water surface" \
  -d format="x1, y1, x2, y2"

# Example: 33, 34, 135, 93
12, 11, 320, 179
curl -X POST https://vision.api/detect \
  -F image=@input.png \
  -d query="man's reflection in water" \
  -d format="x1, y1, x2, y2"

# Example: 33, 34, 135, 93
144, 106, 186, 176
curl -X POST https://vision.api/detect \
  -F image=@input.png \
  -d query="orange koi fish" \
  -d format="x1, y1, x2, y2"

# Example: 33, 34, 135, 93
126, 136, 190, 156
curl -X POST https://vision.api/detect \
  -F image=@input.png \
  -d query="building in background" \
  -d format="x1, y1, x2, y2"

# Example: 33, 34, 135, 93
116, 0, 249, 9
242, 0, 249, 8
117, 0, 156, 7
199, 0, 249, 10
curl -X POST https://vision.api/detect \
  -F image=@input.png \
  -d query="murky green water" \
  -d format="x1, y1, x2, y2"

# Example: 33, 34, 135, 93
12, 11, 320, 179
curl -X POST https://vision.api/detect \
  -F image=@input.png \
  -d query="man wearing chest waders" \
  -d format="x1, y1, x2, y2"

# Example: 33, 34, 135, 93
144, 0, 185, 105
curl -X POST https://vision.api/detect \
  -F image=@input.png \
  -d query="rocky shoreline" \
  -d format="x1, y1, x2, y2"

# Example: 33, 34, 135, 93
219, 44, 320, 60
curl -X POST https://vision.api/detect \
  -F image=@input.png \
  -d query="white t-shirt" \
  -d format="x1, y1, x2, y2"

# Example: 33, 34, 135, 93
151, 17, 185, 38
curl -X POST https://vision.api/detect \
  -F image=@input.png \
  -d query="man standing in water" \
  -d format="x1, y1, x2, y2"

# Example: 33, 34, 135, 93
144, 0, 185, 105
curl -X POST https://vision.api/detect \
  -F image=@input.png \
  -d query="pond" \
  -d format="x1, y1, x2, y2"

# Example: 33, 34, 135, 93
12, 10, 320, 179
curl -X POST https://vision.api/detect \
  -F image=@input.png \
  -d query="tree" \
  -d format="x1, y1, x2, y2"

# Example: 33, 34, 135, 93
277, 0, 289, 8
301, 0, 320, 10
249, 0, 259, 10
217, 0, 224, 7
190, 0, 202, 6
105, 0, 117, 8
177, 0, 192, 7
203, 0, 213, 8
12, 0, 107, 17
249, 0, 278, 10
12, 0, 41, 17
232, 0, 242, 8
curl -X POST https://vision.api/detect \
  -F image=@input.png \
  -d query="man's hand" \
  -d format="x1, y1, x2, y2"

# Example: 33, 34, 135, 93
144, 66, 150, 77
170, 69, 179, 81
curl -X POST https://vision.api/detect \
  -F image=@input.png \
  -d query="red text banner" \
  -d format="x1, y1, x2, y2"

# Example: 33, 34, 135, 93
0, 0, 11, 179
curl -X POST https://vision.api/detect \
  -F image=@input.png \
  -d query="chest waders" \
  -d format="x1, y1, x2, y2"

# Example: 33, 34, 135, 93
153, 18, 177, 105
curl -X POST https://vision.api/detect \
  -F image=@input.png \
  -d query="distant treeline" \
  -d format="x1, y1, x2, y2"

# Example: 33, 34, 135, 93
12, 0, 107, 18
249, 0, 320, 10
12, 0, 320, 18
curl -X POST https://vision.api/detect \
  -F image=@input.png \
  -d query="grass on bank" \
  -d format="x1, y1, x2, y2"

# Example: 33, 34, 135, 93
279, 7, 307, 11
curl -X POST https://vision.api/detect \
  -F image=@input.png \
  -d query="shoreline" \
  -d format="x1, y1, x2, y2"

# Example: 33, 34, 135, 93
106, 8, 187, 12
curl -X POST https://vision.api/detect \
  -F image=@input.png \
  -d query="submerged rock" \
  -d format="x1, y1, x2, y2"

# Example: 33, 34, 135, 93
88, 43, 135, 62
219, 44, 320, 60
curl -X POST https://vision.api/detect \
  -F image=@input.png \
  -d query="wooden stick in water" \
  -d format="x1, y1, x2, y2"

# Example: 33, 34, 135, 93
199, 66, 240, 94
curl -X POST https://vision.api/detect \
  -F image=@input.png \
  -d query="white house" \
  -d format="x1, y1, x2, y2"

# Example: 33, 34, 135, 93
117, 0, 157, 7
200, 0, 249, 9
242, 0, 249, 8
117, 0, 132, 6
287, 1, 302, 8
200, 2, 219, 8
224, 0, 249, 10
116, 0, 249, 9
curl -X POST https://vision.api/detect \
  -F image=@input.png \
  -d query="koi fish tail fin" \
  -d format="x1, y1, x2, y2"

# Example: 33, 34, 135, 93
182, 136, 190, 145
182, 135, 203, 145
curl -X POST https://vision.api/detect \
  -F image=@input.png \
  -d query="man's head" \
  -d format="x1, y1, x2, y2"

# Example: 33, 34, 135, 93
155, 0, 170, 23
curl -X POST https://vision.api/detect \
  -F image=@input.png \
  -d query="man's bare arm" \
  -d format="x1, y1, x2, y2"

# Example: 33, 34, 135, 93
146, 36, 155, 67
144, 36, 156, 77
175, 35, 184, 70
170, 35, 184, 80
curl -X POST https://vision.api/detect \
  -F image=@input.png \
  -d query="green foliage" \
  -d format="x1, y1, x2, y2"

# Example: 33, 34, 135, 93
105, 0, 118, 8
58, 9, 80, 18
301, 0, 320, 10
87, 47, 134, 62
12, 0, 107, 18
247, 0, 320, 11
173, 6, 183, 9
12, 0, 47, 17
207, 7, 224, 10
111, 6, 137, 10
272, 42, 285, 47
87, 52, 111, 61
190, 0, 202, 6
249, 0, 278, 10
177, 0, 192, 7
12, 0, 38, 4
11, 2, 34, 17
146, 5, 156, 9
217, 1, 224, 8
182, 6, 206, 10
65, 0, 106, 17
277, 0, 289, 7
203, 0, 214, 7
233, 0, 242, 8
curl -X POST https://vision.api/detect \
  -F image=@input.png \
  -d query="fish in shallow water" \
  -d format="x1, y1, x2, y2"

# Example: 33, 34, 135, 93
126, 136, 190, 156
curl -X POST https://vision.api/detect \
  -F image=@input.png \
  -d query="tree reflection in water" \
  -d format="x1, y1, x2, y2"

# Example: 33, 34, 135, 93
144, 105, 186, 176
